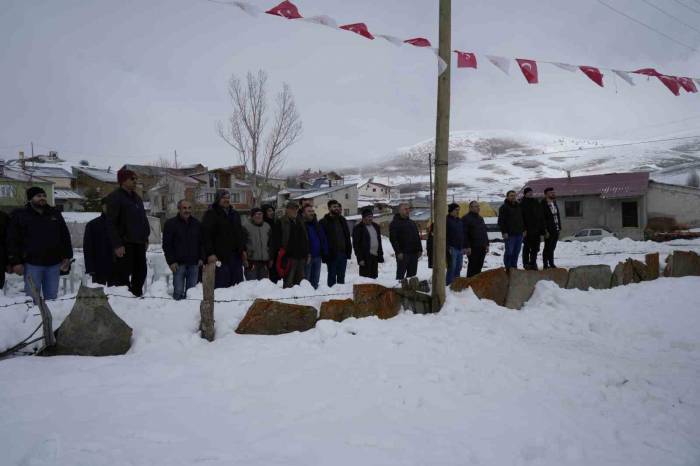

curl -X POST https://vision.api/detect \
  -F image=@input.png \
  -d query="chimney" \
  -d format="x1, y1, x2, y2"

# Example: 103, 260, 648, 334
19, 151, 25, 171
566, 170, 571, 180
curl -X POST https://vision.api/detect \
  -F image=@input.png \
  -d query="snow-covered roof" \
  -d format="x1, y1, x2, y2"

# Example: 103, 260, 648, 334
25, 166, 74, 179
290, 183, 357, 200
73, 166, 118, 183
54, 188, 84, 200
0, 167, 51, 183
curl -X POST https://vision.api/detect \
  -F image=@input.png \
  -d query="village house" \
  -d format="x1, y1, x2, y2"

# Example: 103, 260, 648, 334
189, 166, 254, 212
73, 166, 119, 196
522, 171, 700, 240
358, 178, 398, 200
277, 184, 358, 218
148, 174, 205, 219
0, 163, 55, 210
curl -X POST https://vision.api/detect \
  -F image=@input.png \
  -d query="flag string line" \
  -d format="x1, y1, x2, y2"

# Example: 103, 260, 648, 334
206, 0, 700, 94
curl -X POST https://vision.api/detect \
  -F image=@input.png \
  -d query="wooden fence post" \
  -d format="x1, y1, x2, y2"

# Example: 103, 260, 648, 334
27, 275, 56, 348
199, 263, 216, 341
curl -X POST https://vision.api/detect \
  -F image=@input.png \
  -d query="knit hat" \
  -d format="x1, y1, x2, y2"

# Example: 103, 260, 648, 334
361, 207, 374, 218
286, 200, 299, 210
448, 202, 460, 213
214, 189, 230, 204
26, 186, 46, 201
117, 168, 136, 185
523, 187, 533, 195
250, 207, 262, 216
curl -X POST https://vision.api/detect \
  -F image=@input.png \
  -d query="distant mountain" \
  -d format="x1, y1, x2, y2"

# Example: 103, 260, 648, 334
345, 130, 700, 200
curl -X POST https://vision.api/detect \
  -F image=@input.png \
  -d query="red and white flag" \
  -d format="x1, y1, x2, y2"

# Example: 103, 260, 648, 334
339, 23, 374, 40
455, 50, 477, 69
404, 37, 431, 47
516, 59, 538, 84
579, 66, 604, 87
265, 0, 302, 19
633, 68, 661, 77
657, 75, 680, 96
677, 77, 698, 93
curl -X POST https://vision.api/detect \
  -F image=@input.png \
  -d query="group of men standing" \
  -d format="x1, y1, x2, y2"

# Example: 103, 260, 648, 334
442, 201, 490, 286
497, 187, 562, 270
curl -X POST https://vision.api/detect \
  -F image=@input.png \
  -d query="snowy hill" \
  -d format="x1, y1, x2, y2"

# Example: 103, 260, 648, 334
348, 130, 700, 200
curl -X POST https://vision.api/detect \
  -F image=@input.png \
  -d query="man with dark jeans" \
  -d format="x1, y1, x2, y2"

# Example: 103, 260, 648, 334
303, 205, 328, 289
446, 203, 466, 286
242, 207, 273, 281
319, 200, 352, 287
389, 203, 422, 280
352, 208, 384, 279
521, 187, 545, 270
462, 201, 490, 277
7, 187, 73, 301
273, 201, 309, 288
261, 204, 279, 282
83, 199, 114, 285
202, 190, 245, 289
498, 190, 525, 269
541, 187, 562, 269
163, 200, 202, 300
105, 169, 151, 296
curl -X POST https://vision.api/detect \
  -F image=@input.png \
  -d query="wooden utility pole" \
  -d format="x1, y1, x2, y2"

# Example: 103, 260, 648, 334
431, 0, 451, 311
199, 263, 216, 341
428, 153, 433, 223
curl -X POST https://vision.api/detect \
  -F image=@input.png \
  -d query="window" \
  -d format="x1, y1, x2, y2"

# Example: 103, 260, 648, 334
574, 230, 589, 237
344, 209, 350, 216
589, 229, 603, 237
565, 201, 582, 218
206, 193, 214, 203
622, 201, 638, 228
344, 193, 349, 200
231, 192, 241, 203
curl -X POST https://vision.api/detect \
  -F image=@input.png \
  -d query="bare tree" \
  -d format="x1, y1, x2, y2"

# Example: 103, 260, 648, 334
217, 70, 302, 202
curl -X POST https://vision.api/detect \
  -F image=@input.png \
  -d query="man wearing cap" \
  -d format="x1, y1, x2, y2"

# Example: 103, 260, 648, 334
521, 187, 544, 270
163, 199, 203, 299
446, 203, 466, 286
352, 208, 384, 279
201, 189, 245, 288
105, 168, 151, 296
272, 200, 309, 288
319, 200, 352, 287
83, 198, 114, 285
389, 203, 422, 280
242, 207, 272, 281
7, 187, 73, 300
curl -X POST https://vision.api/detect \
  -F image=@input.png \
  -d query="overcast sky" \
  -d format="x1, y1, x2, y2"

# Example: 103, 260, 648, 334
1, 0, 699, 173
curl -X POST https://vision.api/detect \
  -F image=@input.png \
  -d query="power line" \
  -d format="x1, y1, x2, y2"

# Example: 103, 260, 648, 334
671, 0, 700, 15
596, 114, 700, 138
641, 0, 700, 35
539, 134, 700, 156
595, 0, 699, 52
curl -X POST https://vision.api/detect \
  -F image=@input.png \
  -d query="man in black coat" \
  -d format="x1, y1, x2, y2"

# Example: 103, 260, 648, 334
7, 187, 73, 300
521, 187, 545, 270
261, 203, 280, 283
163, 199, 203, 299
105, 168, 151, 296
272, 201, 310, 288
541, 187, 562, 269
0, 209, 10, 290
83, 198, 114, 285
352, 208, 384, 279
319, 200, 352, 287
201, 189, 245, 289
462, 201, 490, 277
389, 203, 423, 280
498, 190, 525, 269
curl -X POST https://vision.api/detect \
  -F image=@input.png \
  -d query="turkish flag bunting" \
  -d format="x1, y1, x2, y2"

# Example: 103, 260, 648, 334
657, 75, 680, 96
633, 68, 661, 77
339, 23, 374, 40
455, 50, 477, 68
677, 77, 698, 93
265, 0, 302, 19
404, 38, 431, 47
579, 66, 604, 87
516, 59, 538, 84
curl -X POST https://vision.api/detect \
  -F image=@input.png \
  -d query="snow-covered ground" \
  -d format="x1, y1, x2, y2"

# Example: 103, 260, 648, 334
1, 237, 699, 465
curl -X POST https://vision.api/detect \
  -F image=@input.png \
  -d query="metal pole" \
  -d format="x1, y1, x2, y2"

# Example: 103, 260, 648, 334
431, 0, 451, 311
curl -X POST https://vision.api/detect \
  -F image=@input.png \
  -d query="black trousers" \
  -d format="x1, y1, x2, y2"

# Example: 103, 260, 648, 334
359, 255, 379, 279
543, 231, 559, 268
466, 247, 487, 277
396, 252, 419, 280
522, 234, 541, 268
110, 242, 147, 297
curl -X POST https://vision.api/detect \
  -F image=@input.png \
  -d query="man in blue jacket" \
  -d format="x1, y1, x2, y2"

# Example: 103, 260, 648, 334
7, 187, 73, 300
83, 198, 114, 285
446, 203, 466, 286
303, 205, 328, 289
163, 200, 203, 300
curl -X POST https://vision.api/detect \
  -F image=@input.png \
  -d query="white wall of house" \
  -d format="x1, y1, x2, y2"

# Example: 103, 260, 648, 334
647, 181, 700, 228
554, 195, 646, 240
359, 182, 395, 199
309, 185, 358, 218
